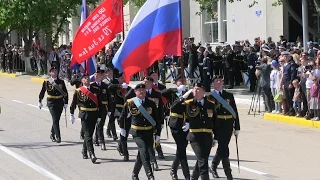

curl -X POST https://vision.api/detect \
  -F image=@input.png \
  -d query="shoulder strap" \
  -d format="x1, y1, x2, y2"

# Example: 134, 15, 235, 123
211, 91, 237, 118
79, 87, 98, 106
132, 97, 156, 126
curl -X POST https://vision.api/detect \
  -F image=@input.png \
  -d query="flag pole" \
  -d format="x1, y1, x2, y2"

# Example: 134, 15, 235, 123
178, 0, 186, 85
121, 0, 125, 41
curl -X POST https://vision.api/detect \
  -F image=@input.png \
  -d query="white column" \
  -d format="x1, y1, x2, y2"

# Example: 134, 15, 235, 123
302, 0, 309, 51
10, 30, 19, 45
218, 0, 226, 42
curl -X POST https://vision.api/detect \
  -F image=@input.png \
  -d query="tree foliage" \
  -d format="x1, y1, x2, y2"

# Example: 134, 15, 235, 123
123, 0, 284, 18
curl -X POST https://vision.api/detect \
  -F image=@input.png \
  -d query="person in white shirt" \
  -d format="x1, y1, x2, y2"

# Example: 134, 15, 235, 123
270, 60, 282, 113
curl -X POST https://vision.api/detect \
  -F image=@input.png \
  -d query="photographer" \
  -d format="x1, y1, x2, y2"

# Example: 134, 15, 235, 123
255, 57, 274, 113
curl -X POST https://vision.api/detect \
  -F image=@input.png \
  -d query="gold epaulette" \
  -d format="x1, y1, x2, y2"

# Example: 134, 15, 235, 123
184, 99, 193, 104
90, 82, 95, 85
126, 98, 134, 105
76, 88, 80, 92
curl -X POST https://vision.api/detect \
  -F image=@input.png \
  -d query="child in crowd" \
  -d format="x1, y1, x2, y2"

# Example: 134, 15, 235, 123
292, 79, 302, 117
270, 60, 282, 113
309, 77, 320, 120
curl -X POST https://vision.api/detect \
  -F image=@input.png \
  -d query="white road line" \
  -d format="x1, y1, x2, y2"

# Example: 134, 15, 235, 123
12, 100, 23, 103
14, 99, 270, 177
0, 144, 63, 180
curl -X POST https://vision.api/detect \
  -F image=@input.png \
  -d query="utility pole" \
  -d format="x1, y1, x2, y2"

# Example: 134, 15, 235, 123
302, 0, 309, 52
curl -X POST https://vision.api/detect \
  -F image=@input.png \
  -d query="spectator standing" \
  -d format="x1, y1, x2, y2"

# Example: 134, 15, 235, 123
309, 77, 320, 120
292, 79, 302, 117
256, 58, 273, 112
270, 60, 281, 113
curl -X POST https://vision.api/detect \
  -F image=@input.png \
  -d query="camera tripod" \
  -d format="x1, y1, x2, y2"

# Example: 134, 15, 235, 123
248, 83, 264, 117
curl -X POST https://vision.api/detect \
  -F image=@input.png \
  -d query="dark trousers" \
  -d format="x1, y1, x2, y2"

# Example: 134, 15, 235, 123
261, 87, 274, 112
213, 62, 222, 76
49, 107, 63, 139
198, 65, 204, 82
81, 114, 98, 154
95, 112, 107, 143
190, 134, 213, 180
234, 62, 241, 86
284, 85, 295, 111
119, 124, 131, 156
225, 68, 234, 87
248, 68, 256, 92
132, 130, 154, 177
216, 121, 233, 158
107, 113, 117, 137
171, 130, 190, 177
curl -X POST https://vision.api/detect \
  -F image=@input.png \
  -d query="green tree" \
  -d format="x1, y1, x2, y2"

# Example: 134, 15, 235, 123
123, 0, 284, 17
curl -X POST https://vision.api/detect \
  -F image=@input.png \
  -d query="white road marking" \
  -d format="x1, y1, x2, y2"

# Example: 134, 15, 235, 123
12, 100, 23, 103
0, 144, 63, 180
12, 99, 270, 177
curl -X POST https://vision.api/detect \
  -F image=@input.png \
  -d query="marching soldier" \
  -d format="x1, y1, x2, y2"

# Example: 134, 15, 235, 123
161, 75, 193, 180
119, 83, 161, 180
108, 72, 132, 161
91, 67, 110, 150
38, 66, 68, 143
171, 83, 217, 180
70, 74, 101, 163
149, 71, 166, 159
208, 75, 240, 180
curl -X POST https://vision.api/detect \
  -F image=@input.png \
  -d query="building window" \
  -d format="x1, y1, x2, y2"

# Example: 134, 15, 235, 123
204, 1, 218, 43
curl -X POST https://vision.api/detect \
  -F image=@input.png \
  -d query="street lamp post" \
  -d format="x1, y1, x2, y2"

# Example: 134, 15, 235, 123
302, 0, 309, 52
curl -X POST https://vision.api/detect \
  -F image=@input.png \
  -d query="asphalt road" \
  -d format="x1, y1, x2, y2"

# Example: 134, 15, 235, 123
1, 76, 320, 180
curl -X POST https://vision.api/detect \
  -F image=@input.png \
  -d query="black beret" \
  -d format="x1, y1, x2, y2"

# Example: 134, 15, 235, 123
194, 83, 206, 90
211, 75, 223, 83
134, 83, 146, 90
81, 73, 89, 79
96, 67, 105, 73
49, 66, 58, 72
143, 76, 154, 82
148, 71, 158, 76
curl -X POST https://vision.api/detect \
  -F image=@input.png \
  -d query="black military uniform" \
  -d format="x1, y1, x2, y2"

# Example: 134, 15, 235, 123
233, 44, 243, 86
149, 71, 167, 159
119, 83, 161, 180
171, 83, 217, 180
91, 68, 110, 150
161, 76, 193, 180
225, 45, 235, 89
213, 47, 223, 76
208, 89, 240, 180
39, 67, 68, 143
108, 77, 132, 161
70, 74, 101, 163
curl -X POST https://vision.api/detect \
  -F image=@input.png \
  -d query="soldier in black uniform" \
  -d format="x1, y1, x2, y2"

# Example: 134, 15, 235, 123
161, 75, 193, 180
108, 72, 132, 161
208, 75, 240, 180
171, 83, 217, 180
149, 71, 166, 159
224, 45, 235, 89
91, 68, 110, 150
119, 83, 161, 180
39, 66, 68, 143
213, 46, 223, 76
70, 74, 101, 163
233, 43, 243, 86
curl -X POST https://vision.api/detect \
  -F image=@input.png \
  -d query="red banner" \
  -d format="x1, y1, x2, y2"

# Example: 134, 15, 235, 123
72, 0, 123, 64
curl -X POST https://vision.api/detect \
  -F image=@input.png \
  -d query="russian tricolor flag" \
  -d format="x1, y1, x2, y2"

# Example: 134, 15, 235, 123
112, 0, 182, 82
70, 0, 96, 77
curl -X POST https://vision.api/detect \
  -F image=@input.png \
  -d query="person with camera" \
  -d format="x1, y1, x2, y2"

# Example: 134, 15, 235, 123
247, 45, 258, 92
255, 57, 274, 113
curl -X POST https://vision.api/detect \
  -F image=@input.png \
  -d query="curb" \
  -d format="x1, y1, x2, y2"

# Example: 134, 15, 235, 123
0, 72, 17, 78
31, 77, 47, 83
264, 113, 320, 128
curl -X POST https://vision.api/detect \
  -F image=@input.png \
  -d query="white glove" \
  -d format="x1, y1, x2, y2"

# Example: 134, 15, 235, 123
249, 65, 253, 69
182, 89, 193, 99
213, 139, 218, 147
38, 102, 43, 109
121, 83, 128, 89
182, 122, 190, 132
165, 116, 170, 120
155, 135, 160, 143
177, 85, 186, 92
161, 124, 164, 129
63, 104, 68, 109
120, 128, 126, 137
48, 77, 54, 84
70, 114, 75, 124
234, 130, 240, 137
107, 112, 111, 116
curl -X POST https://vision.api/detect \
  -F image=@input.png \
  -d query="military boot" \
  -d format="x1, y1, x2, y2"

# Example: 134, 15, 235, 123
50, 134, 56, 142
222, 158, 233, 180
117, 140, 124, 156
82, 149, 88, 159
156, 146, 165, 159
89, 152, 97, 164
122, 141, 129, 161
210, 154, 221, 178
